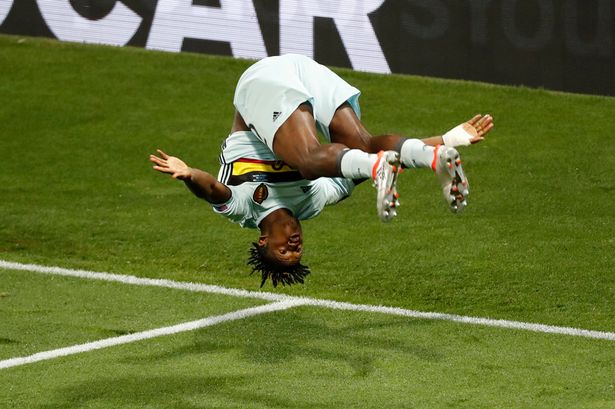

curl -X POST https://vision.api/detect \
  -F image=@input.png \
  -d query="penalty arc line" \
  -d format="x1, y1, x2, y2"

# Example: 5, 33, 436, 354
0, 300, 304, 370
1, 260, 615, 342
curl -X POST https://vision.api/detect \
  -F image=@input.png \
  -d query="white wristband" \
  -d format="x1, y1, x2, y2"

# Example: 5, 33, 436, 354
442, 124, 472, 147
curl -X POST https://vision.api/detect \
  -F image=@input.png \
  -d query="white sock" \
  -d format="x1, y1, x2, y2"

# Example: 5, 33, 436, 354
400, 139, 434, 169
339, 149, 377, 179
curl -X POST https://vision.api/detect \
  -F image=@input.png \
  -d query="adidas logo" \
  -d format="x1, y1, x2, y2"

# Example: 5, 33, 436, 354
272, 111, 281, 121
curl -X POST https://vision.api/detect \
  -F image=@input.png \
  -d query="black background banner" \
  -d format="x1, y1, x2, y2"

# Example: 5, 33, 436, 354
1, 0, 613, 96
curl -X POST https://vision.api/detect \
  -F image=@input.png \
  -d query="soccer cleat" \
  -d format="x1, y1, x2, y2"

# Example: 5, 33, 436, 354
432, 145, 469, 213
372, 150, 402, 222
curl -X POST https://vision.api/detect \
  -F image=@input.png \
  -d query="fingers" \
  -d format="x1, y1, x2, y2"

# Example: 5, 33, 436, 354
476, 114, 492, 127
476, 115, 494, 136
151, 149, 190, 180
467, 114, 482, 126
151, 153, 171, 173
479, 122, 494, 136
149, 154, 166, 166
467, 114, 493, 128
474, 114, 494, 136
152, 165, 172, 174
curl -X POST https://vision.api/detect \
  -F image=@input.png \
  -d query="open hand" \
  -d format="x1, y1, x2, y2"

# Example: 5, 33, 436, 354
442, 114, 494, 147
462, 114, 494, 144
149, 149, 192, 180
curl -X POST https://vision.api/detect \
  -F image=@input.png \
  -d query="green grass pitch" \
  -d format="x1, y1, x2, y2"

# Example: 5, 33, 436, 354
0, 34, 614, 408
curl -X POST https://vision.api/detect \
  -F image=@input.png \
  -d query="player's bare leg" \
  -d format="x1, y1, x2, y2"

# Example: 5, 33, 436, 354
271, 104, 401, 221
329, 103, 493, 151
270, 104, 345, 179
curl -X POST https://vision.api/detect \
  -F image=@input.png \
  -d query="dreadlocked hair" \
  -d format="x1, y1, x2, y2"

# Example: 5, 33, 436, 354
247, 242, 311, 288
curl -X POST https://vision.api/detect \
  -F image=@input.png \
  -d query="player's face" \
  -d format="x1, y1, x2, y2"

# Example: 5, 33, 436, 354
265, 218, 303, 265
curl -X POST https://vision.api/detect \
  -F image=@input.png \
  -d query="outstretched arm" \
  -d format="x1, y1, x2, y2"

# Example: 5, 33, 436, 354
149, 149, 231, 204
422, 114, 495, 147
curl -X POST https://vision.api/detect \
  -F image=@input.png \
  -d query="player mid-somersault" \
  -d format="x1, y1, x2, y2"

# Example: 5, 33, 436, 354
150, 54, 494, 287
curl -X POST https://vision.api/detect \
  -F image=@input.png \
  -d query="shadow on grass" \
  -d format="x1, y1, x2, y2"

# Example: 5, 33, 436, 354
123, 309, 443, 376
38, 374, 323, 409
37, 311, 443, 408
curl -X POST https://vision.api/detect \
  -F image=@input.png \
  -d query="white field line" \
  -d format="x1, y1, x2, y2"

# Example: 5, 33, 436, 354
0, 260, 285, 302
299, 299, 615, 341
2, 260, 615, 342
0, 300, 303, 370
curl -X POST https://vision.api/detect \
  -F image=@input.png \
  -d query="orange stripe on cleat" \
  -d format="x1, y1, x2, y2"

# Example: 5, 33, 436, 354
431, 145, 441, 172
372, 151, 384, 181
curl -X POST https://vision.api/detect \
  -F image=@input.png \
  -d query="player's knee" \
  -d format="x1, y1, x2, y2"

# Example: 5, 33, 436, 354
282, 144, 340, 180
356, 133, 373, 152
289, 153, 323, 180
296, 146, 340, 180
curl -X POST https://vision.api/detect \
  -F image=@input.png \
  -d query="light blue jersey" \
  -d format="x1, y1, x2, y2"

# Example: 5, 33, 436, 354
213, 131, 355, 229
213, 55, 363, 228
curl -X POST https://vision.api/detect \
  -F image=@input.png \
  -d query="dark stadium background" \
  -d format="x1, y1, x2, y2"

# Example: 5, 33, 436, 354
1, 0, 613, 96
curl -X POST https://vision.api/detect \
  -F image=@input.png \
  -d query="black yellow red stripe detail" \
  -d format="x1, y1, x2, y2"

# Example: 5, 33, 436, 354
227, 158, 303, 186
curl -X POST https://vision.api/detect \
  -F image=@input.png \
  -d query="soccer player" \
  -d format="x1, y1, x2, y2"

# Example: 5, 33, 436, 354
150, 54, 493, 287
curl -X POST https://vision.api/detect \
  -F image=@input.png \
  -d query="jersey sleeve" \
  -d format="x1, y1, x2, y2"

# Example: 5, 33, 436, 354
211, 185, 254, 227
